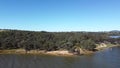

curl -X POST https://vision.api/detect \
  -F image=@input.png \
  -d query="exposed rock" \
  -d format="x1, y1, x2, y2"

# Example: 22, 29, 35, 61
96, 43, 107, 49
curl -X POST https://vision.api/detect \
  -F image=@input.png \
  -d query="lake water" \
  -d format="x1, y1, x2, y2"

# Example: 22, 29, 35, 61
109, 36, 120, 38
0, 46, 120, 68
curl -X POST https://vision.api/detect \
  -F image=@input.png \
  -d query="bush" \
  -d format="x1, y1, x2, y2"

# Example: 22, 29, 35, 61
80, 39, 96, 50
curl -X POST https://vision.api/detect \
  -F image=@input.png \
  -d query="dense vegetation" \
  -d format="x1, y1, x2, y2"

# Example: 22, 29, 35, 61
0, 29, 120, 52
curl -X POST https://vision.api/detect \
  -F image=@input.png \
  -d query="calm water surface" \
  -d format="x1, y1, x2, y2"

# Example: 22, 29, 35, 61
0, 46, 120, 68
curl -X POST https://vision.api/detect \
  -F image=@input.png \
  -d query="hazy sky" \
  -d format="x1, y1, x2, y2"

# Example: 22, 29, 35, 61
0, 0, 120, 32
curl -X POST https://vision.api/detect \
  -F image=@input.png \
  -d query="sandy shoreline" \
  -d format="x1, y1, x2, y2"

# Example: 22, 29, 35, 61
95, 44, 119, 50
0, 49, 75, 56
0, 49, 94, 56
0, 45, 119, 56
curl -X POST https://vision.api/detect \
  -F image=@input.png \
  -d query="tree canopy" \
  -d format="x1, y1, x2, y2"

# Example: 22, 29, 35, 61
0, 29, 119, 52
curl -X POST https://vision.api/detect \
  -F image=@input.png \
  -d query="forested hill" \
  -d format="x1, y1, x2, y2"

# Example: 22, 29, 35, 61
0, 29, 120, 52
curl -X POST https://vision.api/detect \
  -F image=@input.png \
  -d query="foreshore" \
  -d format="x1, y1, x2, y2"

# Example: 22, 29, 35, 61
95, 44, 120, 51
0, 49, 75, 56
0, 49, 94, 56
0, 45, 119, 56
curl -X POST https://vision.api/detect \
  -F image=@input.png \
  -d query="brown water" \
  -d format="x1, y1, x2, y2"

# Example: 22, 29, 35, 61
0, 46, 120, 68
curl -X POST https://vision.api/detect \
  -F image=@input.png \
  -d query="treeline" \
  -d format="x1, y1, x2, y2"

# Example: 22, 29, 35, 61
0, 29, 119, 52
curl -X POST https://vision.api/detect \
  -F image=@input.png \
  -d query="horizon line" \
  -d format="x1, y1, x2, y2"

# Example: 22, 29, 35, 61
0, 28, 119, 32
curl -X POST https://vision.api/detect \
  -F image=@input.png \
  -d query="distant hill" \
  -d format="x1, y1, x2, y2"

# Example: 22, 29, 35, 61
109, 30, 120, 36
110, 30, 120, 32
